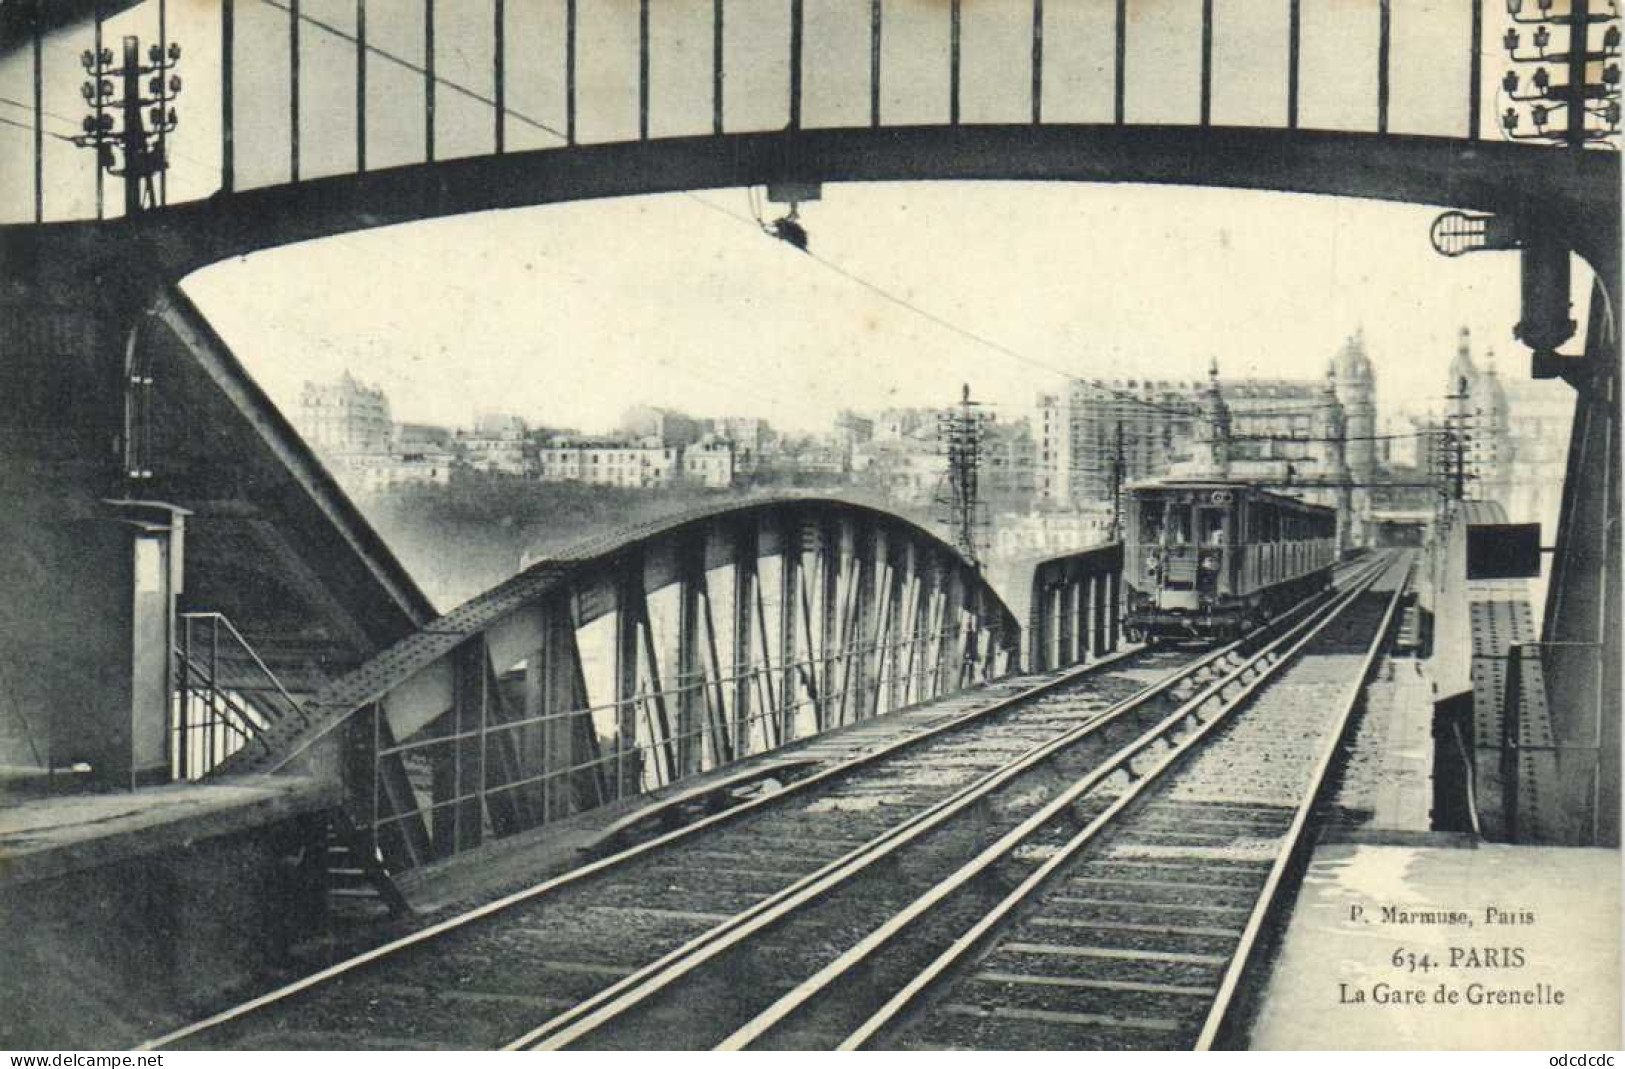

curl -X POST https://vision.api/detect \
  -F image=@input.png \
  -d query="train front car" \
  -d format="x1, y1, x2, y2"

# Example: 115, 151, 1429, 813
1123, 479, 1337, 643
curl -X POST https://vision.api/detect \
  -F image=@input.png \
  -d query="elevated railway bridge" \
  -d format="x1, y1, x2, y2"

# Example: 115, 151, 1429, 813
0, 0, 1617, 1051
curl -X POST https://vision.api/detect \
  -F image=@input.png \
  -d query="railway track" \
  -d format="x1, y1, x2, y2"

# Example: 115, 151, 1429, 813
832, 551, 1412, 1051
145, 556, 1386, 1052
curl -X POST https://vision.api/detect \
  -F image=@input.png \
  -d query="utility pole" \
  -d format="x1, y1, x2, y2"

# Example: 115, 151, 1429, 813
936, 383, 988, 569
1445, 374, 1474, 502
75, 36, 182, 216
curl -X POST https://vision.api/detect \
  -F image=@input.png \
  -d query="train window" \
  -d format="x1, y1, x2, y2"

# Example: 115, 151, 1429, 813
1199, 509, 1226, 545
1165, 504, 1192, 544
1140, 505, 1163, 543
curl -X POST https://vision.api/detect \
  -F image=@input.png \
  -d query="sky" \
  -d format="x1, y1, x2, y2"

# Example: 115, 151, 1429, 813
0, 0, 1596, 434
177, 180, 1585, 435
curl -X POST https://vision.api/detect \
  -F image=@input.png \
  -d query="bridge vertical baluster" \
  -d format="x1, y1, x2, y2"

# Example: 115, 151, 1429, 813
934, 565, 959, 698
859, 528, 883, 718
869, 0, 882, 128
614, 573, 641, 797
222, 0, 237, 189
629, 570, 677, 788
290, 0, 300, 183
883, 544, 905, 714
844, 524, 877, 725
1377, 0, 1390, 135
949, 0, 961, 125
912, 552, 934, 702
494, 0, 505, 152
423, 0, 436, 161
1081, 570, 1094, 657
568, 602, 610, 812
732, 524, 757, 756
366, 702, 381, 865
713, 0, 724, 134
1108, 556, 1122, 652
778, 519, 799, 742
478, 653, 531, 834
676, 538, 704, 778
1113, 0, 1126, 124
751, 561, 780, 749
31, 3, 41, 222
1039, 580, 1053, 671
566, 0, 577, 144
1031, 0, 1042, 124
868, 535, 891, 717
1094, 572, 1109, 657
356, 0, 367, 171
455, 638, 485, 850
832, 521, 860, 726
639, 0, 650, 141
698, 564, 734, 767
94, 1, 104, 216
816, 522, 839, 731
1200, 0, 1213, 127
1061, 576, 1077, 667
1287, 0, 1300, 129
1468, 0, 1482, 140
962, 585, 981, 688
535, 597, 581, 823
789, 0, 804, 130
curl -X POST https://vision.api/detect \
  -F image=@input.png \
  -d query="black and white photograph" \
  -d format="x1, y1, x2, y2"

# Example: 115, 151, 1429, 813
0, 0, 1619, 1053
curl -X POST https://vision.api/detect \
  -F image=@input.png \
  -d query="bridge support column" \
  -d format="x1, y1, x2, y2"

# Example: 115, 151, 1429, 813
675, 536, 705, 778
0, 288, 182, 789
529, 597, 580, 822
1540, 283, 1620, 846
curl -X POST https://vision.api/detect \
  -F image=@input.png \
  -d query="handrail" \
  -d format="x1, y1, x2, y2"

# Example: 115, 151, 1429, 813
178, 612, 308, 725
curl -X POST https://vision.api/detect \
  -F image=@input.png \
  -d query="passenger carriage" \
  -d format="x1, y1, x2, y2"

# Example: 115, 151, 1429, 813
1123, 478, 1338, 642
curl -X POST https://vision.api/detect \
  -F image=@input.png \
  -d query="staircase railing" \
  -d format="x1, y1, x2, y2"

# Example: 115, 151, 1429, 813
172, 612, 308, 780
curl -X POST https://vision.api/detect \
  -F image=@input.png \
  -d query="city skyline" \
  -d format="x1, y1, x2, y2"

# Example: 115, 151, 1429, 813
180, 182, 1593, 437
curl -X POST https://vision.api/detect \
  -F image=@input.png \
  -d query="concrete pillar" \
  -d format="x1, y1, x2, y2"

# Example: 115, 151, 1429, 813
0, 291, 183, 789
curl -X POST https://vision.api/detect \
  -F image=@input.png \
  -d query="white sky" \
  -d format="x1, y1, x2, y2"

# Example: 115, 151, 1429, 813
178, 180, 1585, 435
0, 1, 1596, 434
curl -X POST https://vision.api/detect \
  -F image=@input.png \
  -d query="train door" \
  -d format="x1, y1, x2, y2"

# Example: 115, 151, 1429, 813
1160, 499, 1197, 609
1195, 499, 1228, 600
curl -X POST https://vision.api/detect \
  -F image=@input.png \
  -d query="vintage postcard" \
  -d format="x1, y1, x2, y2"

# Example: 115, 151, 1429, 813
0, 0, 1618, 1054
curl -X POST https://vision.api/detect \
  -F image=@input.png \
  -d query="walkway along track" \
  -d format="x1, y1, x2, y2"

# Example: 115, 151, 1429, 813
504, 552, 1400, 1050
144, 557, 1381, 1051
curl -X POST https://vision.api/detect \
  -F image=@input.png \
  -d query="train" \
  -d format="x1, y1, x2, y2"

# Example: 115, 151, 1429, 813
1123, 477, 1338, 642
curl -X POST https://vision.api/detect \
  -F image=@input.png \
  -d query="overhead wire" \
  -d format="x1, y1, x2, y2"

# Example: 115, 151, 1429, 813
18, 7, 1473, 438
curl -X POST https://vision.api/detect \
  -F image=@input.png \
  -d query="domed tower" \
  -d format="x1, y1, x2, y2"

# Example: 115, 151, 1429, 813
1190, 357, 1232, 478
1315, 365, 1355, 553
1333, 328, 1377, 481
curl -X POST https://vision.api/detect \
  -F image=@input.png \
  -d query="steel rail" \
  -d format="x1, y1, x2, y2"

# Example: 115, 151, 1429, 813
1193, 550, 1410, 1050
141, 640, 1149, 1050
508, 611, 1284, 1049
827, 553, 1399, 1052
516, 558, 1382, 1051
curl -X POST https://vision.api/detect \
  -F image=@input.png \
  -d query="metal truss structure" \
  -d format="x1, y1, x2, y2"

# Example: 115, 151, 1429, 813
1026, 543, 1126, 674
218, 498, 1020, 872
